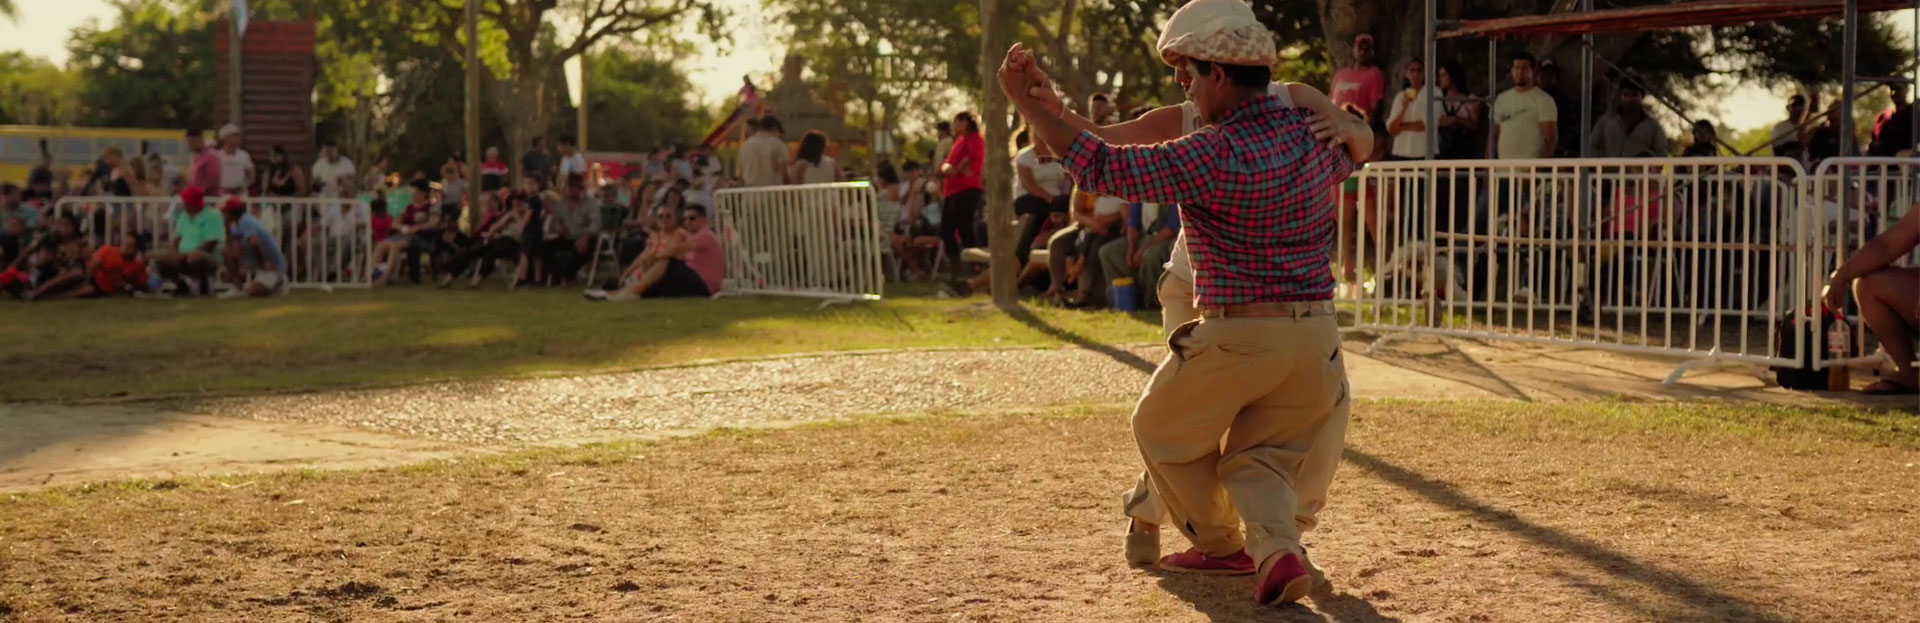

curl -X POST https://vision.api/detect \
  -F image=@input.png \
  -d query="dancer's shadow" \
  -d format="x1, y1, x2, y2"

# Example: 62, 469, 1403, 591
1153, 573, 1400, 623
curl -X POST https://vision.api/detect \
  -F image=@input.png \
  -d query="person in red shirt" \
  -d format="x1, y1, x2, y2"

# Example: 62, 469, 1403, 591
938, 111, 986, 263
187, 128, 222, 194
65, 231, 148, 297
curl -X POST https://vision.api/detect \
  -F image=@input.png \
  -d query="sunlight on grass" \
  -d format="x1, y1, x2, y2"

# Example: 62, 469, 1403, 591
419, 326, 520, 348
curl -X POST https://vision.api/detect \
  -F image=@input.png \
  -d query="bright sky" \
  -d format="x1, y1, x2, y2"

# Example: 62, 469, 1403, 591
1, 0, 1909, 133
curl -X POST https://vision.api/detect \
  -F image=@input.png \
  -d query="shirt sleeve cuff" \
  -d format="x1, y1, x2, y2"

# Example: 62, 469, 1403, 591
1063, 130, 1103, 175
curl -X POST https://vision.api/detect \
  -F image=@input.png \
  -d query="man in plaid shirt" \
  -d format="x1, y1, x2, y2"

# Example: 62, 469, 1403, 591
1000, 0, 1355, 607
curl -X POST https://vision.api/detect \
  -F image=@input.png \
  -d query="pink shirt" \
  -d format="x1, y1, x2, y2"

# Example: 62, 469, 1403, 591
190, 149, 222, 193
1331, 66, 1387, 117
685, 227, 724, 294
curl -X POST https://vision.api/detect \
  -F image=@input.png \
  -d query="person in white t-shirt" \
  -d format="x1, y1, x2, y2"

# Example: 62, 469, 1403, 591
786, 131, 841, 184
310, 140, 357, 195
1489, 52, 1558, 160
215, 124, 255, 195
1010, 127, 1068, 267
1385, 58, 1433, 160
557, 136, 590, 187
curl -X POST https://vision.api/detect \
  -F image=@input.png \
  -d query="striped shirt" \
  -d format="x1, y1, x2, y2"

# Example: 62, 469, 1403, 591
1064, 95, 1355, 306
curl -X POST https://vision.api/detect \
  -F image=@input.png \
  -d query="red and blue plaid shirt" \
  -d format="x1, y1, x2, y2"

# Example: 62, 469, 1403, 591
1065, 95, 1354, 306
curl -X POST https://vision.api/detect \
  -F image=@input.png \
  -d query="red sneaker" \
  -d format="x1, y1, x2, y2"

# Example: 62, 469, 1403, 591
1254, 551, 1313, 606
1156, 548, 1255, 576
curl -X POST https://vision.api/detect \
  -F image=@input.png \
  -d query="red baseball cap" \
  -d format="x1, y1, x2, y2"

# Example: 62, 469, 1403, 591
221, 195, 247, 214
178, 186, 205, 209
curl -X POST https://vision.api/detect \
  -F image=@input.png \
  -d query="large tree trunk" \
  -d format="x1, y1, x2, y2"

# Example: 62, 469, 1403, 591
981, 0, 1018, 307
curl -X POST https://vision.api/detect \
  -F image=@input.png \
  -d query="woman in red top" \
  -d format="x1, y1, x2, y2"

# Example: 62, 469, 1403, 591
939, 111, 986, 263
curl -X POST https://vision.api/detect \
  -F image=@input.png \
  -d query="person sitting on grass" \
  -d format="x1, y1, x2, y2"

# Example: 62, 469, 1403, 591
21, 218, 89, 300
1824, 202, 1920, 395
218, 196, 291, 298
583, 204, 709, 301
153, 187, 224, 297
52, 230, 147, 299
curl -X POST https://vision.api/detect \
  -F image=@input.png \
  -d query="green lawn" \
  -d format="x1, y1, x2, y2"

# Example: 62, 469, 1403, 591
0, 285, 1162, 402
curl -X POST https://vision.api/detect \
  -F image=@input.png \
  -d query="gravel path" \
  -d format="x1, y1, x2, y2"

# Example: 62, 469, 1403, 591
174, 346, 1168, 445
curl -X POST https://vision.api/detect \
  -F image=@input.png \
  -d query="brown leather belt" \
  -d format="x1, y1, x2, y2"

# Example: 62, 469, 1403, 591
1198, 301, 1336, 319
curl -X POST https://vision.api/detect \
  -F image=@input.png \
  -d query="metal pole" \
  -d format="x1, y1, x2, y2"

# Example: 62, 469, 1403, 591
1424, 0, 1438, 160
464, 0, 481, 216
1580, 0, 1593, 157
228, 16, 243, 130
579, 50, 591, 154
1488, 37, 1498, 158
1840, 0, 1859, 157
1910, 0, 1917, 149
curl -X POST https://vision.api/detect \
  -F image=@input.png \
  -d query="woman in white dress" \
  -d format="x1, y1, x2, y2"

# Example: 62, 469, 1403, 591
786, 131, 841, 185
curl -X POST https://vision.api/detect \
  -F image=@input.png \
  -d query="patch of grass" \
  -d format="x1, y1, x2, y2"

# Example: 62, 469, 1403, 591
0, 287, 1160, 402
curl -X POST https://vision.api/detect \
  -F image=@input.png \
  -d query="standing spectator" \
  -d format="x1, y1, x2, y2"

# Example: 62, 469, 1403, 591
1807, 103, 1850, 165
1435, 62, 1483, 160
788, 131, 841, 184
931, 122, 955, 179
1385, 58, 1432, 160
1490, 52, 1558, 159
264, 146, 308, 197
669, 146, 696, 181
938, 111, 986, 264
1330, 34, 1387, 131
1589, 82, 1668, 158
557, 137, 589, 189
1771, 95, 1810, 156
739, 117, 790, 187
218, 196, 289, 297
310, 140, 356, 195
24, 143, 56, 202
153, 187, 224, 296
215, 124, 255, 195
480, 147, 509, 193
1869, 83, 1915, 157
1536, 61, 1580, 157
522, 136, 555, 189
1011, 127, 1068, 267
1682, 120, 1723, 157
188, 129, 222, 195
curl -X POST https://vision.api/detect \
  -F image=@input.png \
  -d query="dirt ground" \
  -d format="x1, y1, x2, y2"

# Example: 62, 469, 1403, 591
4, 400, 1917, 623
9, 337, 1907, 492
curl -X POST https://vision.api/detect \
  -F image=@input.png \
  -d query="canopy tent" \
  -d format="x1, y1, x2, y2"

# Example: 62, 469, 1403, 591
1415, 0, 1918, 159
1440, 0, 1913, 39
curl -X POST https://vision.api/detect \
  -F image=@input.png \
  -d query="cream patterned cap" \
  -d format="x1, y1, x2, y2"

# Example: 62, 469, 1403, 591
1155, 0, 1277, 68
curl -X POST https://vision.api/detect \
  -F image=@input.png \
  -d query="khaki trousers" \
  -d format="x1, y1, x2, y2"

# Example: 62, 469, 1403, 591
1120, 272, 1350, 563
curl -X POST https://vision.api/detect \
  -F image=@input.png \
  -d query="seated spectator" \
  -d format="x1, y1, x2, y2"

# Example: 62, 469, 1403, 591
56, 231, 147, 299
959, 194, 1070, 295
0, 216, 26, 269
680, 204, 724, 296
1012, 128, 1069, 268
373, 189, 437, 286
480, 147, 509, 193
446, 193, 531, 287
1098, 203, 1179, 310
1682, 120, 1722, 157
584, 204, 709, 301
1042, 190, 1124, 306
312, 184, 368, 281
219, 196, 290, 298
544, 184, 601, 285
16, 216, 90, 300
3, 183, 40, 231
152, 187, 225, 296
1824, 203, 1920, 395
887, 161, 943, 279
617, 181, 662, 268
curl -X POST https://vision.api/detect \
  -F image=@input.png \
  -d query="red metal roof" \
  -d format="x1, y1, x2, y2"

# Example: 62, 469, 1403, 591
1441, 0, 1915, 39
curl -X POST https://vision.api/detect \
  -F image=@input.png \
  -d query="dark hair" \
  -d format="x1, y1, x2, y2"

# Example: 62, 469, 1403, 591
758, 116, 784, 134
1091, 93, 1111, 103
1789, 94, 1808, 106
901, 160, 922, 173
1439, 62, 1468, 92
936, 121, 952, 134
559, 136, 576, 148
954, 112, 978, 134
1512, 51, 1537, 67
1189, 59, 1272, 89
876, 161, 900, 186
1013, 127, 1030, 149
683, 204, 708, 220
1127, 105, 1155, 120
123, 230, 146, 253
322, 139, 337, 149
1048, 193, 1072, 213
1619, 82, 1646, 97
797, 130, 829, 165
1692, 119, 1715, 133
186, 129, 204, 138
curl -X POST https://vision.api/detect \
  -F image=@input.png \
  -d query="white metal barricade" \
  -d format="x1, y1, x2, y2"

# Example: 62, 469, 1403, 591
51, 195, 375, 290
1806, 157, 1920, 373
1345, 158, 1807, 383
713, 182, 886, 303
